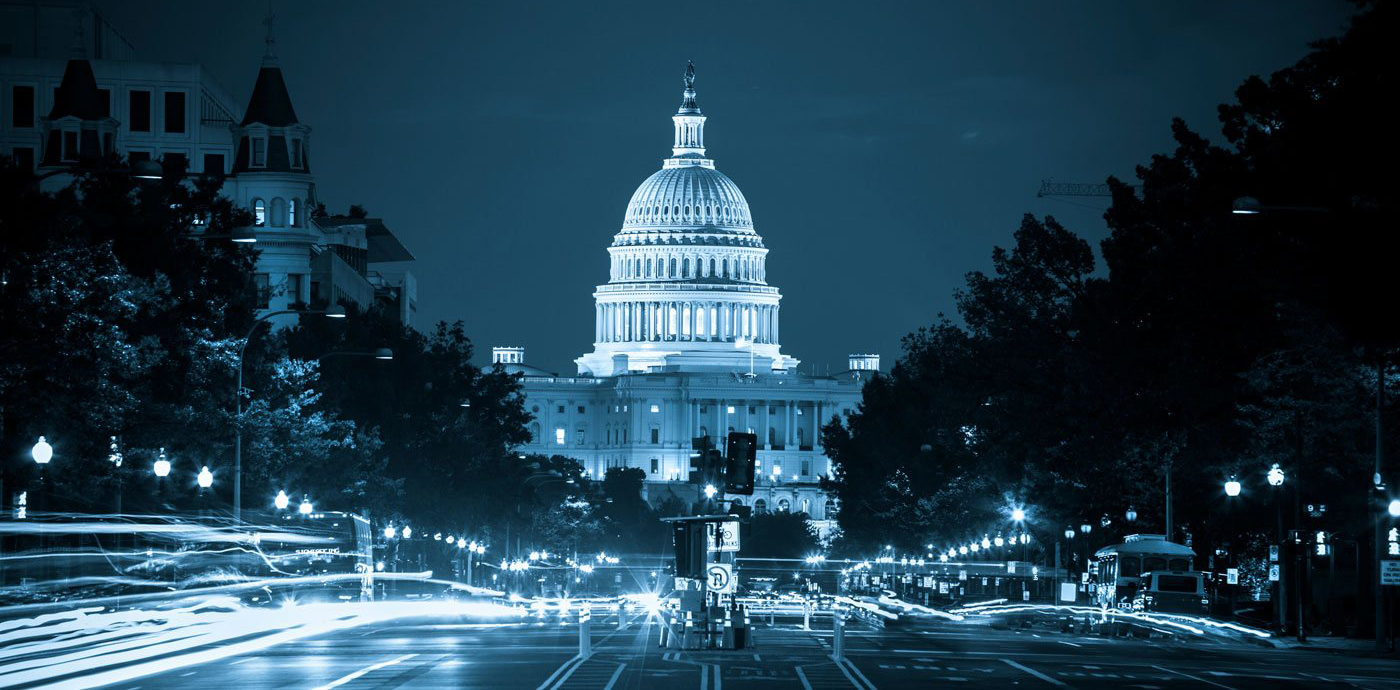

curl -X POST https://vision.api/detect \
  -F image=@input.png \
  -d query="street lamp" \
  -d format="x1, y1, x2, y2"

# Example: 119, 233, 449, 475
385, 525, 398, 539
31, 437, 52, 465
1064, 528, 1075, 540
1011, 507, 1026, 523
1267, 463, 1286, 487
1125, 506, 1138, 523
298, 496, 313, 515
197, 466, 213, 489
1225, 478, 1242, 497
274, 490, 289, 510
1080, 523, 1092, 535
233, 305, 347, 522
703, 483, 717, 499
153, 448, 171, 478
1388, 499, 1400, 518
402, 526, 412, 539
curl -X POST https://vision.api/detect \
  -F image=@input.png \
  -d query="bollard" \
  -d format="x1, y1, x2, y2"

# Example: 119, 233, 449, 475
579, 609, 592, 658
803, 601, 812, 631
722, 606, 735, 649
682, 610, 694, 650
831, 612, 845, 662
618, 604, 627, 630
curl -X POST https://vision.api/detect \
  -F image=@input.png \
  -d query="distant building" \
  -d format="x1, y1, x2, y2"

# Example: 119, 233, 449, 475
494, 66, 873, 539
0, 2, 415, 326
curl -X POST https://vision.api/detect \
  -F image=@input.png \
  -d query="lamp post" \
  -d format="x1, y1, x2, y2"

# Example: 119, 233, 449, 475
274, 490, 289, 511
1267, 462, 1286, 632
233, 305, 346, 522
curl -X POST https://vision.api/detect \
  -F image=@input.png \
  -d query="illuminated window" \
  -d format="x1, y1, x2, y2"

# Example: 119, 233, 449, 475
726, 406, 735, 414
288, 198, 298, 227
555, 428, 566, 445
253, 199, 266, 226
651, 458, 659, 474
778, 498, 791, 513
650, 404, 660, 413
576, 427, 585, 445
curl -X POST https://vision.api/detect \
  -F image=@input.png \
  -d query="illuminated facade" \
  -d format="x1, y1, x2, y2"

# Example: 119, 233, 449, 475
0, 7, 415, 326
500, 66, 874, 538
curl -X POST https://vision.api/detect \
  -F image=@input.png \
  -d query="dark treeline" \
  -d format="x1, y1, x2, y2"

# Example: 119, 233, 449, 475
822, 2, 1395, 588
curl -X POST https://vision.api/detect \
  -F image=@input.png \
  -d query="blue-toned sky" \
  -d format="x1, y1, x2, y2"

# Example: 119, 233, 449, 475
97, 0, 1353, 373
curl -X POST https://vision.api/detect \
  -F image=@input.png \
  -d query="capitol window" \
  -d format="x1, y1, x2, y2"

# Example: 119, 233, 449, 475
778, 498, 791, 513
555, 428, 565, 445
650, 404, 660, 413
253, 199, 266, 226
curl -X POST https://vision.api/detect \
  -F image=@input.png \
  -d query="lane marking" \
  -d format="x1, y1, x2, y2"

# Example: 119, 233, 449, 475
603, 663, 627, 690
794, 665, 814, 690
1001, 658, 1068, 687
1057, 641, 1081, 648
1152, 665, 1233, 689
229, 658, 254, 666
311, 653, 417, 690
536, 655, 586, 690
843, 659, 875, 690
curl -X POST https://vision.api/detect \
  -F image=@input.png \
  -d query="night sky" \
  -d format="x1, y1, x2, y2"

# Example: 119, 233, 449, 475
96, 1, 1351, 374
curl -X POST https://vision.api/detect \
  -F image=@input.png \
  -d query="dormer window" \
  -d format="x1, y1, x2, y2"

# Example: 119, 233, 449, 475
251, 137, 266, 167
290, 138, 303, 169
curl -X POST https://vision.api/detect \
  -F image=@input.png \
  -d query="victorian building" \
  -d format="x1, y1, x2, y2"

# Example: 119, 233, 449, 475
498, 65, 875, 538
0, 3, 416, 325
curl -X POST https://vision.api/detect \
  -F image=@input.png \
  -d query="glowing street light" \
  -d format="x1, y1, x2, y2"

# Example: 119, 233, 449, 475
402, 526, 412, 539
1080, 523, 1092, 535
1267, 463, 1285, 487
298, 496, 313, 515
981, 536, 991, 549
446, 535, 456, 545
31, 437, 52, 465
1011, 507, 1025, 523
1389, 499, 1400, 518
994, 535, 1005, 547
153, 448, 171, 478
1064, 528, 1075, 540
1125, 505, 1138, 522
1224, 478, 1242, 497
703, 483, 717, 499
196, 466, 213, 489
274, 490, 289, 510
384, 525, 398, 539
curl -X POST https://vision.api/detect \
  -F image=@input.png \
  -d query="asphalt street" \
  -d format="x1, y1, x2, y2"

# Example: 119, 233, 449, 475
31, 613, 1400, 689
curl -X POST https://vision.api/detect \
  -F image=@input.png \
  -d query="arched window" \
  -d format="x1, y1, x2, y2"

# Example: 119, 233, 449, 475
683, 257, 690, 277
669, 258, 677, 277
709, 258, 716, 276
768, 428, 776, 446
646, 258, 653, 277
754, 499, 767, 514
778, 498, 791, 513
797, 428, 805, 446
288, 198, 298, 227
801, 498, 810, 514
270, 198, 286, 227
253, 199, 266, 226
530, 422, 541, 444
824, 498, 838, 517
721, 258, 728, 278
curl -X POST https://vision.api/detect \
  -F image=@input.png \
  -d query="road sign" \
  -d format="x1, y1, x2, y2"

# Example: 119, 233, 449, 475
1381, 560, 1400, 586
1058, 582, 1077, 603
1269, 545, 1279, 562
1227, 568, 1239, 585
1268, 565, 1280, 582
958, 570, 967, 581
706, 521, 740, 552
706, 562, 735, 593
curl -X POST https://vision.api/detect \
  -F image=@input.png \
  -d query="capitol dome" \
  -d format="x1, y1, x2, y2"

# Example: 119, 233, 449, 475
621, 166, 754, 233
575, 62, 798, 378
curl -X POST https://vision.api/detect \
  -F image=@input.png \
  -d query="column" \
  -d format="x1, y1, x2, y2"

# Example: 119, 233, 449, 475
595, 304, 602, 342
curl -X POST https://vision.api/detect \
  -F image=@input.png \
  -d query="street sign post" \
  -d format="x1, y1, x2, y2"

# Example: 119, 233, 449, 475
1269, 565, 1281, 582
707, 562, 735, 593
1227, 568, 1239, 585
705, 520, 740, 552
1381, 560, 1400, 586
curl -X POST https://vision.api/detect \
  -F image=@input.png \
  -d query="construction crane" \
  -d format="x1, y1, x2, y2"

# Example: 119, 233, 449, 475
1036, 180, 1139, 198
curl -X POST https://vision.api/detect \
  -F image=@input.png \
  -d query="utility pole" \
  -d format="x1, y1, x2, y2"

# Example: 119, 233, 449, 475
1376, 356, 1387, 651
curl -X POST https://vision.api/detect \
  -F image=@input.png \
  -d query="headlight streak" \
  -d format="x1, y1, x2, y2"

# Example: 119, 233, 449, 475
0, 599, 525, 689
947, 602, 1272, 639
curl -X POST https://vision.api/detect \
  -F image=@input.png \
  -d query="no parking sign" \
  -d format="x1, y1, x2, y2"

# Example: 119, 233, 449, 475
706, 563, 735, 593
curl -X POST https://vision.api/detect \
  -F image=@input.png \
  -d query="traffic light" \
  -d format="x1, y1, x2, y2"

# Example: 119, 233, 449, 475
689, 436, 711, 484
724, 431, 756, 495
673, 522, 706, 579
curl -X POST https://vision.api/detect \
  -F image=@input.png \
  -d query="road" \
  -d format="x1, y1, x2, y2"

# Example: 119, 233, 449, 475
13, 612, 1400, 689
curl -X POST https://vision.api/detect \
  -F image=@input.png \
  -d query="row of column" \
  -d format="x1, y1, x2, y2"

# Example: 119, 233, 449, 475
595, 301, 778, 345
686, 398, 824, 452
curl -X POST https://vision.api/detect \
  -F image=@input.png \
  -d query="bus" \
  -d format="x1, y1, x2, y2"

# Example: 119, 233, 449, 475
252, 511, 374, 601
1090, 534, 1195, 610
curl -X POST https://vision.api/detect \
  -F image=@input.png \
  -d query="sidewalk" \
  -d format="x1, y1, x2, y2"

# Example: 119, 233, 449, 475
1265, 634, 1400, 657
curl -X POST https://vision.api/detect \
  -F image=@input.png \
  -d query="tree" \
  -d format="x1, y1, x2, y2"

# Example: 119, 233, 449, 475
742, 511, 820, 560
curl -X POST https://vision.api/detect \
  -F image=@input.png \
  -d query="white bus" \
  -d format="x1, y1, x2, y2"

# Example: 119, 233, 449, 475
1090, 534, 1195, 609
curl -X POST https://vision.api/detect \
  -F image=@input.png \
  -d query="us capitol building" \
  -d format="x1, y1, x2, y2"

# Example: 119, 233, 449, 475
495, 65, 876, 538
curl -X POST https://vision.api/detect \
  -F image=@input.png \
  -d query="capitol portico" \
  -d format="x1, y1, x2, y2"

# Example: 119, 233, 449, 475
499, 65, 872, 537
